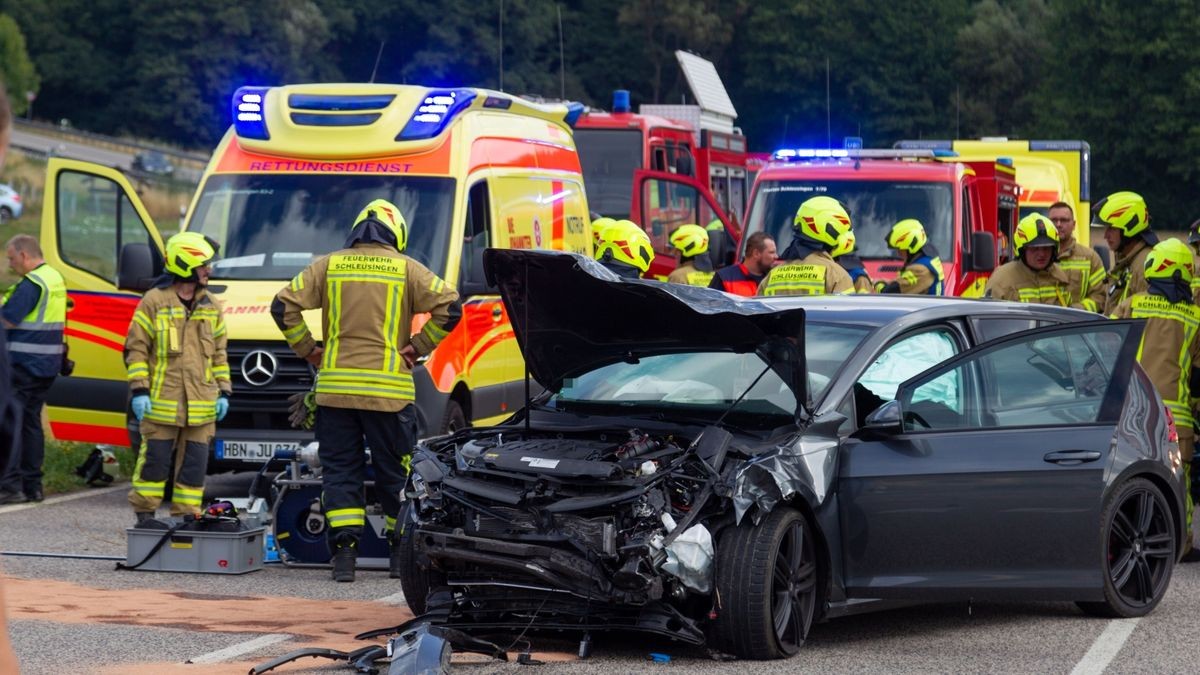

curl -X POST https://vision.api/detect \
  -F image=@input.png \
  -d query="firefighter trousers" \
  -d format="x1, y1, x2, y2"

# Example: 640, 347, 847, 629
315, 404, 417, 548
128, 420, 213, 516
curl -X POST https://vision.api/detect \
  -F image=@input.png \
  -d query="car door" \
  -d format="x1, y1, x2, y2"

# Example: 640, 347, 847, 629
632, 170, 737, 278
38, 159, 164, 447
838, 320, 1143, 599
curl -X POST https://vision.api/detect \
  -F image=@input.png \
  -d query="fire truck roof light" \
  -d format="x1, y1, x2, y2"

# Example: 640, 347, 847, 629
232, 86, 271, 140
397, 88, 476, 141
771, 148, 957, 161
612, 90, 631, 113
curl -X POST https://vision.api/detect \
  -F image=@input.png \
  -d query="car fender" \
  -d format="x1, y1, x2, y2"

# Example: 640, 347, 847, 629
731, 412, 844, 525
411, 364, 449, 438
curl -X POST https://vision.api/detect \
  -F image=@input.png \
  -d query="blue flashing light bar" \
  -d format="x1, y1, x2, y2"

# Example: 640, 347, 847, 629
612, 89, 631, 113
232, 86, 271, 140
565, 101, 585, 127
772, 147, 958, 161
397, 89, 476, 141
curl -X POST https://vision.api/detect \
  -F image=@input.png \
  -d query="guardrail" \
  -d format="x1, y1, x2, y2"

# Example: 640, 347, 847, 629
12, 118, 211, 170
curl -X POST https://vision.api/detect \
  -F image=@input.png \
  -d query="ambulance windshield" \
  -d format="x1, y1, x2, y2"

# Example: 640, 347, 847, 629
746, 180, 954, 260
189, 173, 456, 280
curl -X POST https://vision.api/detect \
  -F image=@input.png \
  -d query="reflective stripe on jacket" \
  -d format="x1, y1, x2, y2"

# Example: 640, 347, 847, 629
758, 251, 853, 297
1111, 293, 1200, 431
6, 263, 67, 377
984, 261, 1072, 306
898, 254, 944, 295
125, 286, 232, 426
272, 243, 462, 412
667, 261, 715, 287
1058, 238, 1106, 312
1102, 241, 1151, 315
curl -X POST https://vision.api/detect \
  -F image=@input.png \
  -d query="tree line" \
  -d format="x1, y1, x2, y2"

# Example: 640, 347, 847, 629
2, 0, 1199, 227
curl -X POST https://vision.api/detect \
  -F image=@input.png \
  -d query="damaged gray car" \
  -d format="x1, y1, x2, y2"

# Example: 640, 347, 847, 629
396, 249, 1186, 660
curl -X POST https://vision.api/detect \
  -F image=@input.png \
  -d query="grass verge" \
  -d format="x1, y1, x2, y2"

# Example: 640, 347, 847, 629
42, 440, 136, 496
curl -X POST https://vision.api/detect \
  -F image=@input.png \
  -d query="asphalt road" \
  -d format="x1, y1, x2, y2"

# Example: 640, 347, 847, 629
2, 472, 1198, 674
8, 127, 204, 184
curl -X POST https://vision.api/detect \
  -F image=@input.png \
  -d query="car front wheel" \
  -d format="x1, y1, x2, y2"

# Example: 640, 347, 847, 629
710, 506, 819, 659
395, 502, 445, 615
1078, 477, 1176, 618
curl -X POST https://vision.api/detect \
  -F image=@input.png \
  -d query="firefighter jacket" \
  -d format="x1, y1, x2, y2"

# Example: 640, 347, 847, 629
3, 262, 67, 377
1111, 292, 1200, 458
1058, 237, 1106, 312
984, 261, 1073, 306
668, 261, 715, 287
758, 251, 853, 297
708, 263, 763, 297
1102, 240, 1152, 315
272, 242, 462, 413
125, 285, 231, 427
896, 253, 944, 295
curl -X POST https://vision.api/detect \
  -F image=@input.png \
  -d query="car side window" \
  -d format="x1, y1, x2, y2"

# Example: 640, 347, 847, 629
858, 328, 960, 403
901, 324, 1129, 432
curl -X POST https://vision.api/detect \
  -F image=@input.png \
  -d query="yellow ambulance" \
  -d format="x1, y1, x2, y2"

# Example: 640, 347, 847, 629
896, 138, 1091, 243
40, 83, 592, 470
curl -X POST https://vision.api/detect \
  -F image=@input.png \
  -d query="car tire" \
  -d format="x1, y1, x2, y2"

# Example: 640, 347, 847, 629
0, 206, 11, 223
709, 507, 819, 659
1077, 477, 1176, 618
395, 502, 445, 615
440, 399, 467, 435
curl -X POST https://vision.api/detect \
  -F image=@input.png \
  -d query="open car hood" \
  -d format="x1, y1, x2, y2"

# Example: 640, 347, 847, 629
483, 249, 807, 405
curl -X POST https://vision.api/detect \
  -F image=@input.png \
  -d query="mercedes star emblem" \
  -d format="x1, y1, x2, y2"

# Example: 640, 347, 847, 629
240, 350, 279, 387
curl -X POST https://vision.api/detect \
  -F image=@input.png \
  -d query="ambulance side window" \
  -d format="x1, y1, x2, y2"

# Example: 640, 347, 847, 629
460, 180, 492, 294
58, 171, 151, 285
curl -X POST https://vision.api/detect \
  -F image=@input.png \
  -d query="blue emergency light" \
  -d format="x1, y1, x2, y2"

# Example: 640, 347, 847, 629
233, 86, 271, 140
772, 148, 850, 160
565, 101, 585, 128
397, 88, 476, 140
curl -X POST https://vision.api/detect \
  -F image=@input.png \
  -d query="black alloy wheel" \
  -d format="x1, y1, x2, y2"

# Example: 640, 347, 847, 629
440, 400, 467, 435
1078, 477, 1176, 618
711, 507, 820, 659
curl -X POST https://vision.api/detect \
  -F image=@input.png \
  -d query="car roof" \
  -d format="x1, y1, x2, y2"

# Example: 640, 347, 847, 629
755, 293, 1099, 328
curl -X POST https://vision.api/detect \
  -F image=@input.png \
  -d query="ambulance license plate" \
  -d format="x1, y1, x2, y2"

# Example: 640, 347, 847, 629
215, 440, 300, 462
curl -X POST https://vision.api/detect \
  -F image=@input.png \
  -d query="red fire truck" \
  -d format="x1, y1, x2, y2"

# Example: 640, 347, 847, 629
573, 51, 755, 278
740, 148, 1020, 296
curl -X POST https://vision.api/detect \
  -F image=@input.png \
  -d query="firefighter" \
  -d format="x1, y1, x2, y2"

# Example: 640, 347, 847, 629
666, 224, 715, 287
832, 230, 873, 293
758, 196, 854, 296
1048, 201, 1106, 312
876, 219, 944, 295
1110, 238, 1200, 562
1096, 191, 1157, 315
709, 232, 776, 296
984, 213, 1078, 306
272, 199, 461, 582
589, 217, 616, 250
594, 219, 653, 279
125, 232, 231, 524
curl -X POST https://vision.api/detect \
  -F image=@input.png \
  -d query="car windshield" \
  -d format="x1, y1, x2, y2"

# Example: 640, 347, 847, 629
550, 321, 871, 419
746, 180, 953, 260
188, 173, 456, 280
575, 128, 642, 219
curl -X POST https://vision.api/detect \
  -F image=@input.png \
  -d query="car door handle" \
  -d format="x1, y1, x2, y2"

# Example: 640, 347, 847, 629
1043, 450, 1102, 465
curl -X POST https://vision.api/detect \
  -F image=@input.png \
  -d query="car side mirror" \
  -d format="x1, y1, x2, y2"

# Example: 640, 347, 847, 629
118, 242, 161, 292
863, 400, 902, 433
970, 231, 996, 272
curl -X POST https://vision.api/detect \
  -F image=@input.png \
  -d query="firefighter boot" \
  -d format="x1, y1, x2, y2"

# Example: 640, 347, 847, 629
332, 538, 357, 582
389, 531, 404, 579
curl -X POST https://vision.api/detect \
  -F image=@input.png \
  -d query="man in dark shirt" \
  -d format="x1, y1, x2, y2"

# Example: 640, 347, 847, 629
708, 232, 777, 296
1, 235, 67, 504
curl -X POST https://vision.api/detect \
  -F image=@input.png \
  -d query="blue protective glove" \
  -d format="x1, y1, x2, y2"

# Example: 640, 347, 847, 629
131, 395, 151, 421
216, 396, 229, 422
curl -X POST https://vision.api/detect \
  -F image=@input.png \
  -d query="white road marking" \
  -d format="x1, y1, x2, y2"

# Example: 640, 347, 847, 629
0, 484, 127, 515
1069, 618, 1140, 675
187, 633, 292, 664
376, 590, 408, 605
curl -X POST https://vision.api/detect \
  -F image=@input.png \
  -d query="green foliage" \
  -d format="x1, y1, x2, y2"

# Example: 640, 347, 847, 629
955, 0, 1048, 138
42, 440, 135, 496
1037, 0, 1200, 227
0, 12, 38, 115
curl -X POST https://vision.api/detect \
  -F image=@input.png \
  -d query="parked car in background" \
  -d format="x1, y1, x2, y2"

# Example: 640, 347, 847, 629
0, 184, 22, 222
398, 249, 1186, 660
131, 150, 174, 177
